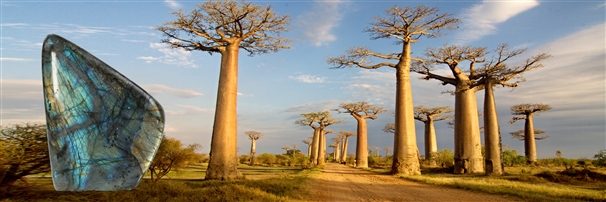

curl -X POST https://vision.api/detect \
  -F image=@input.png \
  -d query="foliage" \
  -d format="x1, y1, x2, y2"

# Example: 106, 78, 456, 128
435, 149, 454, 167
0, 123, 50, 188
502, 149, 527, 167
257, 153, 277, 166
148, 136, 201, 182
593, 149, 606, 167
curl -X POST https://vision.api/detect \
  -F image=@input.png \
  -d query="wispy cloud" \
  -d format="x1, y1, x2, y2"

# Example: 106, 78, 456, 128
164, 0, 181, 10
0, 23, 29, 27
283, 100, 339, 113
0, 57, 31, 61
296, 0, 344, 46
289, 75, 326, 83
139, 42, 198, 68
142, 84, 203, 98
237, 92, 253, 97
165, 104, 214, 116
454, 0, 539, 45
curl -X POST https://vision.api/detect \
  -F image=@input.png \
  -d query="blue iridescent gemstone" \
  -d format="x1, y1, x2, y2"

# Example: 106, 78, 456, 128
41, 34, 164, 191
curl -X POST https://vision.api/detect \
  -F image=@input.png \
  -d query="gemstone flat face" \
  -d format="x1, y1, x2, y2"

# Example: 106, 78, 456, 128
41, 34, 164, 191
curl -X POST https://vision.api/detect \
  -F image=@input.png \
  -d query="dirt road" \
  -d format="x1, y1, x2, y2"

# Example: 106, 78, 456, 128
304, 163, 524, 202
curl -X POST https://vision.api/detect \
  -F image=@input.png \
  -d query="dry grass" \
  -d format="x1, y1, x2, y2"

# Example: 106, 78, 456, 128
1, 164, 312, 202
394, 165, 606, 202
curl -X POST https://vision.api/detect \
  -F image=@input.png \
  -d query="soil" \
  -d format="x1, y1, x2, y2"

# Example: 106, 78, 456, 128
303, 163, 525, 202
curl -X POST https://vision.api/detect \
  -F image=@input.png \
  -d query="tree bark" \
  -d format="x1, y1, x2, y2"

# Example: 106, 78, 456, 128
249, 139, 256, 166
307, 144, 312, 157
391, 42, 421, 175
335, 142, 341, 161
318, 130, 327, 166
525, 114, 537, 164
341, 136, 350, 163
356, 117, 369, 168
453, 85, 483, 174
311, 128, 320, 165
484, 79, 504, 175
206, 43, 244, 180
424, 118, 438, 166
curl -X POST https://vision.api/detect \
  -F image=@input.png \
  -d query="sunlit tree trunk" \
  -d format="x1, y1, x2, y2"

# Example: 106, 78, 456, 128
453, 83, 483, 174
424, 118, 438, 166
206, 43, 243, 180
311, 129, 320, 165
356, 117, 369, 168
335, 142, 341, 161
341, 136, 350, 163
318, 130, 327, 166
249, 139, 257, 166
484, 79, 503, 175
392, 42, 421, 175
525, 114, 536, 164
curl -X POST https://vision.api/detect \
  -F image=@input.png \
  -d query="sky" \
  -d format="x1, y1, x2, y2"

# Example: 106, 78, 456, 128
1, 0, 604, 159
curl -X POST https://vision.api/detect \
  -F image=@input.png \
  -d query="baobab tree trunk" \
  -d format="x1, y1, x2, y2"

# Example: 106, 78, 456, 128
318, 131, 326, 166
307, 144, 312, 157
311, 129, 320, 165
356, 118, 369, 168
249, 139, 257, 166
391, 42, 421, 175
424, 118, 438, 167
206, 43, 244, 180
484, 80, 503, 175
525, 114, 537, 165
453, 86, 483, 174
341, 136, 350, 163
335, 142, 341, 161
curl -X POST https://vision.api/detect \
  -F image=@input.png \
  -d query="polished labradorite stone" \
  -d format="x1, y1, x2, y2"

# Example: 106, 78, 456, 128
41, 34, 165, 191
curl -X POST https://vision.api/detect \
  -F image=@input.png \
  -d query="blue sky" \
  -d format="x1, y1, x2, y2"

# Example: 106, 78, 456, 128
1, 0, 604, 159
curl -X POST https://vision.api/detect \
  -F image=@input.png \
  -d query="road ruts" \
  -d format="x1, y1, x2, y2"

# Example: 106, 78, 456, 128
303, 163, 525, 202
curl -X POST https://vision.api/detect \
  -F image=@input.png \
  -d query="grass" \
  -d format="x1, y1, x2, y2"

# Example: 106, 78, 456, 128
1, 164, 314, 202
391, 165, 606, 202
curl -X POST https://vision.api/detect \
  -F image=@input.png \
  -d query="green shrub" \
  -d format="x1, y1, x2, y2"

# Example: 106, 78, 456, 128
592, 149, 606, 167
502, 149, 526, 166
435, 149, 454, 167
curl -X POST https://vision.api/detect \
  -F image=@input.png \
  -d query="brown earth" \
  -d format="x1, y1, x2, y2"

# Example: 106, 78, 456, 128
302, 163, 525, 202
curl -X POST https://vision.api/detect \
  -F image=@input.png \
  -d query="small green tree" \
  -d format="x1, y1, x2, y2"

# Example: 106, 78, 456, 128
1, 123, 50, 188
593, 149, 606, 167
435, 149, 454, 167
148, 136, 201, 182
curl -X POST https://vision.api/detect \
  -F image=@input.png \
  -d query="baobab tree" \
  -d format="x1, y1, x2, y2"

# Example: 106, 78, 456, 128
244, 131, 262, 166
412, 44, 487, 174
329, 143, 338, 160
384, 146, 392, 157
327, 5, 459, 175
295, 111, 344, 165
511, 130, 550, 141
336, 101, 386, 169
302, 138, 312, 157
291, 143, 298, 157
318, 129, 335, 166
477, 44, 550, 175
510, 103, 552, 165
156, 0, 290, 180
372, 146, 381, 157
332, 134, 343, 161
339, 131, 356, 163
414, 106, 452, 166
281, 146, 291, 154
383, 123, 396, 134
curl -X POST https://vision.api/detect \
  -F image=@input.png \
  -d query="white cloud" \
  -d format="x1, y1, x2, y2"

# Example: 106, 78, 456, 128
142, 84, 203, 98
0, 57, 31, 61
164, 0, 181, 9
283, 100, 339, 113
0, 23, 28, 27
141, 42, 198, 68
455, 0, 539, 45
297, 0, 343, 46
165, 104, 214, 116
237, 92, 253, 97
289, 75, 326, 83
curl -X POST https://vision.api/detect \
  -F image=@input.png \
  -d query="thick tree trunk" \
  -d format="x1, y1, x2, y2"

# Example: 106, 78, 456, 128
311, 128, 320, 165
249, 139, 256, 166
424, 119, 438, 166
484, 80, 503, 175
453, 85, 483, 174
307, 144, 312, 157
206, 43, 244, 180
341, 136, 350, 163
356, 118, 369, 168
335, 142, 341, 161
525, 114, 537, 164
391, 42, 421, 175
318, 130, 327, 166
